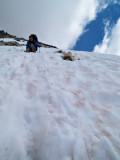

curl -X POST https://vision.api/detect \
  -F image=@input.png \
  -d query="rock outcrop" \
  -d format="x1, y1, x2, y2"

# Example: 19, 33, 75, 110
63, 52, 74, 61
0, 30, 26, 41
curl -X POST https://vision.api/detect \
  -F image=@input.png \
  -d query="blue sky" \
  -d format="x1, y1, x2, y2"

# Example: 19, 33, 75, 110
72, 2, 120, 52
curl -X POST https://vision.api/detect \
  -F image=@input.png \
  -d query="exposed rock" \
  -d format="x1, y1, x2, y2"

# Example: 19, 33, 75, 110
0, 30, 26, 41
57, 50, 63, 53
55, 50, 66, 54
63, 52, 74, 61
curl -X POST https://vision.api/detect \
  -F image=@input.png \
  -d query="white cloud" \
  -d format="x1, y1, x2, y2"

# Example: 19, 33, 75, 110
94, 18, 120, 55
63, 0, 100, 49
0, 0, 102, 49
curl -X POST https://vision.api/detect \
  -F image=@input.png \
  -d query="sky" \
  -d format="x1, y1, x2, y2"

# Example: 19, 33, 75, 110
0, 0, 120, 55
73, 1, 120, 55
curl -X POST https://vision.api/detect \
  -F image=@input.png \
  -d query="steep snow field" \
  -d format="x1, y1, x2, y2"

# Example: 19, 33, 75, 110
0, 45, 120, 160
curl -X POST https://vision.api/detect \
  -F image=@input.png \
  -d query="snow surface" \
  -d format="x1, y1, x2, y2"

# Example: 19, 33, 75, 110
0, 45, 120, 160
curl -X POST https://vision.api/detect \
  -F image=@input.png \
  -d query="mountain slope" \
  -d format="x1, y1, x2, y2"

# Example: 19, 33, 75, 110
0, 30, 57, 48
0, 44, 120, 160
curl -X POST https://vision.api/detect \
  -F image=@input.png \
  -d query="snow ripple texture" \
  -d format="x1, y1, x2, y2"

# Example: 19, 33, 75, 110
0, 46, 120, 160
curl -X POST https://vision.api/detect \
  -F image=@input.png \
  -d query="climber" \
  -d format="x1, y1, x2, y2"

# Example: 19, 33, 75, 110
25, 34, 40, 52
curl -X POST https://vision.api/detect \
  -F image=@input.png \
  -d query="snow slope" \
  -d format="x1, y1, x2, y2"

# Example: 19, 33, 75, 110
0, 45, 120, 160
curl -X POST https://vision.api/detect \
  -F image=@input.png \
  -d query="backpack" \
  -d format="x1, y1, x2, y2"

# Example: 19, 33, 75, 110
30, 34, 38, 42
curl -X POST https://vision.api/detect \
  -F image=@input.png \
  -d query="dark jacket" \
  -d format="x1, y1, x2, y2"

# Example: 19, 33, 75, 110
26, 40, 39, 49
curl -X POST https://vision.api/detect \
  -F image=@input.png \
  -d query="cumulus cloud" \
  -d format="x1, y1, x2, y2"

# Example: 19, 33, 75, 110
94, 18, 120, 55
0, 0, 115, 49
